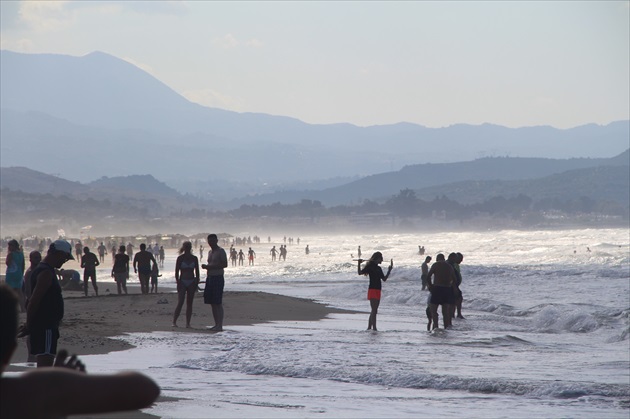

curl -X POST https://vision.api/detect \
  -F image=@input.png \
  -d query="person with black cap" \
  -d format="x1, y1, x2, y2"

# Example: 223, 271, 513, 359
19, 240, 74, 367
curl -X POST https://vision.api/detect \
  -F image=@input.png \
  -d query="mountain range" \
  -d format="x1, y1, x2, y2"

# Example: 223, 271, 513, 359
1, 49, 629, 204
2, 148, 628, 209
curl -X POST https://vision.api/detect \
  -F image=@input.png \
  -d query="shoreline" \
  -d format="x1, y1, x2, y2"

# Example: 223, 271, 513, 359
10, 286, 355, 369
8, 286, 356, 418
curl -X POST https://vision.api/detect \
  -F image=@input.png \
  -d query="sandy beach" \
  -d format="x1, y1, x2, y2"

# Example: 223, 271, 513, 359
11, 286, 349, 365
8, 285, 352, 418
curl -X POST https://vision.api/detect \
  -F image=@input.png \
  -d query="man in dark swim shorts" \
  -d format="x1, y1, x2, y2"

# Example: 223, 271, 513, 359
201, 234, 228, 331
22, 240, 74, 367
81, 246, 99, 296
133, 243, 157, 295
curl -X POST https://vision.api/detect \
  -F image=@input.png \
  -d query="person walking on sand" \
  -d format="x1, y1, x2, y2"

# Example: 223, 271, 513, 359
97, 242, 107, 263
111, 245, 129, 295
202, 234, 228, 332
357, 252, 393, 331
5, 239, 26, 312
74, 241, 82, 264
80, 247, 99, 297
133, 243, 157, 295
172, 241, 199, 328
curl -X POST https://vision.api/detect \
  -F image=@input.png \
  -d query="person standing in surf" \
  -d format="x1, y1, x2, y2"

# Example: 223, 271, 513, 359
357, 252, 393, 331
426, 253, 456, 329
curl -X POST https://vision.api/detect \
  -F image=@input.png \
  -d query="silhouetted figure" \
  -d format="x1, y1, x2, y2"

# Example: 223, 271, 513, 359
111, 245, 129, 295
80, 247, 99, 297
357, 252, 393, 331
133, 243, 157, 295
172, 241, 199, 328
248, 247, 256, 266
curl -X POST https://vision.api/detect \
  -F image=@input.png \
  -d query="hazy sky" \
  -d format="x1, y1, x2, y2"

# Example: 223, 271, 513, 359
1, 1, 628, 129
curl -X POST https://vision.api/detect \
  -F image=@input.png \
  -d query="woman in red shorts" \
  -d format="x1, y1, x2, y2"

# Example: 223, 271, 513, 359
357, 252, 393, 331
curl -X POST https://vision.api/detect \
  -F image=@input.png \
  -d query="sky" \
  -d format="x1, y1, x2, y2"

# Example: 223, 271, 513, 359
1, 1, 628, 129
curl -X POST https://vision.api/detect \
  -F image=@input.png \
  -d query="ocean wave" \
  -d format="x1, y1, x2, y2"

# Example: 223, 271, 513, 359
466, 299, 521, 315
597, 268, 630, 279
173, 357, 630, 400
532, 305, 599, 333
457, 334, 533, 347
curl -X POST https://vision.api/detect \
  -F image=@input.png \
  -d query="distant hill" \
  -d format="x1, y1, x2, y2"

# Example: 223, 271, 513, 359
1, 150, 628, 234
0, 166, 88, 195
0, 167, 203, 213
225, 150, 630, 207
88, 175, 182, 198
1, 50, 628, 187
415, 165, 630, 206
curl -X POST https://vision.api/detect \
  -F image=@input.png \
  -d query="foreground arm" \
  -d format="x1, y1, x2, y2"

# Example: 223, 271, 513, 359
2, 369, 159, 418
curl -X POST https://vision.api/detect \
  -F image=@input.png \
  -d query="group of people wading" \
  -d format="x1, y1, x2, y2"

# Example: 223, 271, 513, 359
357, 250, 464, 331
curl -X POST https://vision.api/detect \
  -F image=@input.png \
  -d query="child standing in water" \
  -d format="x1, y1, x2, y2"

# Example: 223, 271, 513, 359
357, 252, 393, 331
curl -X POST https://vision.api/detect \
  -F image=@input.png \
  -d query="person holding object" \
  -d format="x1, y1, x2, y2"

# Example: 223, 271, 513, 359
1, 283, 160, 418
357, 252, 393, 331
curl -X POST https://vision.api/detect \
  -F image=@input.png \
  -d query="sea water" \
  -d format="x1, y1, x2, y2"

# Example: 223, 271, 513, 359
62, 229, 630, 417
